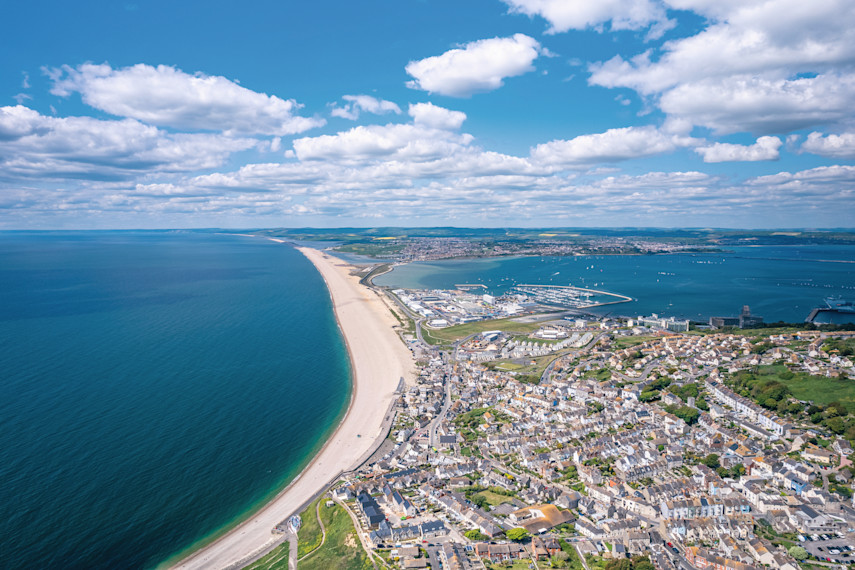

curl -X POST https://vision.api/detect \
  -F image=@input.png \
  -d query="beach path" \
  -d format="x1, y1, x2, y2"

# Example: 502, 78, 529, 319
172, 247, 414, 570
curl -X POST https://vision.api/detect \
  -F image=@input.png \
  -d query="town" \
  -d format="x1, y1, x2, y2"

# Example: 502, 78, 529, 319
260, 282, 855, 570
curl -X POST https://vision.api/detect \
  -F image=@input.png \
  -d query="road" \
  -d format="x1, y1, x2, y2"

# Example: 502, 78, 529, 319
280, 532, 296, 570
429, 376, 454, 448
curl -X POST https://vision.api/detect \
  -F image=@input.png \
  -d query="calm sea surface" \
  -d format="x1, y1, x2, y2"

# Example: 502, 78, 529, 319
0, 232, 350, 569
375, 245, 855, 323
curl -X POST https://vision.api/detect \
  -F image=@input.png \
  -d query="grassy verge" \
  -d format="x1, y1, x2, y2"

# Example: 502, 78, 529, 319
296, 498, 324, 558
300, 502, 372, 570
243, 541, 290, 570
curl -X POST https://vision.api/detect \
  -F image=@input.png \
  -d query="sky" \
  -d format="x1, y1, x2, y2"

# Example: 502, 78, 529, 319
1, 0, 854, 229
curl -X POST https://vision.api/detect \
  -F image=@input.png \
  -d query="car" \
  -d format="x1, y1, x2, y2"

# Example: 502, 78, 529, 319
798, 536, 806, 542
672, 547, 680, 554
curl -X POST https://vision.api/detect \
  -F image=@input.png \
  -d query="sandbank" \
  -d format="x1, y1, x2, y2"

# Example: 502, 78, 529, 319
171, 246, 414, 569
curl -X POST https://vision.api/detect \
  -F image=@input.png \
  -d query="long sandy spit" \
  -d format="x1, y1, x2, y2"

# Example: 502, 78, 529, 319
172, 246, 414, 570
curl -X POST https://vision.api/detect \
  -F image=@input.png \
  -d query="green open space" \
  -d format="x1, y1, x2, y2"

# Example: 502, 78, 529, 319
487, 353, 564, 384
300, 502, 372, 570
421, 317, 546, 345
740, 365, 855, 411
612, 335, 658, 349
474, 489, 515, 507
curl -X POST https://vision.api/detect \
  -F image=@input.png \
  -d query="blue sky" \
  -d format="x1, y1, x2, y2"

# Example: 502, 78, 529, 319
2, 0, 854, 228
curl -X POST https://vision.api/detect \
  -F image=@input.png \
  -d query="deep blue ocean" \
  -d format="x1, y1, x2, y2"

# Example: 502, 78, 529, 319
375, 245, 855, 323
0, 232, 350, 569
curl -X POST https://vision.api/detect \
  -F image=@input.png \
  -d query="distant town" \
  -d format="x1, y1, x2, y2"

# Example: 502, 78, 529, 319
252, 227, 855, 264
257, 273, 855, 570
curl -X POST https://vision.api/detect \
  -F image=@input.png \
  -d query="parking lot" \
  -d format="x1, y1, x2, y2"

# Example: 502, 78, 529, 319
801, 533, 854, 564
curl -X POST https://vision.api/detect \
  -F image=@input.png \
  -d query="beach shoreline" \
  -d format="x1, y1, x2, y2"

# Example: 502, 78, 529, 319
170, 246, 414, 570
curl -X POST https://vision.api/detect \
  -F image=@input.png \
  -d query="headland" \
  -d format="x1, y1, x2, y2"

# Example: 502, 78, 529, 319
171, 246, 414, 569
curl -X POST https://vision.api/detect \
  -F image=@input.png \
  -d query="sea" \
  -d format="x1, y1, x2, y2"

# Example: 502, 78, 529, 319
0, 231, 350, 569
374, 245, 855, 323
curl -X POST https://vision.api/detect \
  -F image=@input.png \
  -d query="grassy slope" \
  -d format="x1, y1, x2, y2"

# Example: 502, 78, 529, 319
300, 502, 372, 570
296, 498, 324, 558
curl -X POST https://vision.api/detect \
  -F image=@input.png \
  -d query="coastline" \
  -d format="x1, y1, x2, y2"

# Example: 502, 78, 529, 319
170, 246, 414, 570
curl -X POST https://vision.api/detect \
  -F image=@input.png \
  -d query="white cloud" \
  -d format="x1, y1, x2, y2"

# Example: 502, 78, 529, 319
748, 164, 855, 187
330, 95, 401, 120
801, 132, 855, 159
502, 0, 673, 38
588, 0, 855, 134
659, 73, 855, 134
408, 102, 466, 130
405, 34, 542, 97
695, 136, 782, 162
49, 63, 325, 135
292, 123, 474, 163
0, 105, 254, 180
530, 125, 696, 166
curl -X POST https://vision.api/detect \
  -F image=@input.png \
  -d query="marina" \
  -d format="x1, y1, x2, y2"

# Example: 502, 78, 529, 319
511, 283, 633, 310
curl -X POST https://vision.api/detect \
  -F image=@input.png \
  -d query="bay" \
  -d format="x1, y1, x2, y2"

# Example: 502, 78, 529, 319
374, 245, 855, 323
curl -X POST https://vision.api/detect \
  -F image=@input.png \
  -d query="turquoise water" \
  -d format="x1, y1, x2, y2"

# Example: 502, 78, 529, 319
375, 245, 855, 323
0, 232, 350, 569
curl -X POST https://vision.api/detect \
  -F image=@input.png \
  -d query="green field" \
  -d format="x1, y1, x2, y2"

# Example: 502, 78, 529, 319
300, 502, 372, 570
243, 541, 290, 570
613, 335, 657, 349
421, 317, 545, 345
474, 489, 515, 507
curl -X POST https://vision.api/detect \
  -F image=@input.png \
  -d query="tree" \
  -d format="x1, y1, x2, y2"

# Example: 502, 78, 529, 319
506, 527, 530, 542
605, 559, 632, 570
788, 546, 807, 560
470, 494, 488, 509
826, 416, 845, 435
703, 454, 720, 469
465, 529, 487, 541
